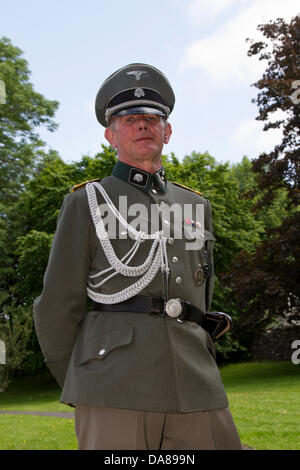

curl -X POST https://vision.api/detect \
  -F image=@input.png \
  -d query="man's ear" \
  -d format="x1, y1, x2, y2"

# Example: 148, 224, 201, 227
105, 126, 116, 148
164, 122, 172, 144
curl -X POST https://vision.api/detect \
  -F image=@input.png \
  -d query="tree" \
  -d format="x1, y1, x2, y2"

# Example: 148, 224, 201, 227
0, 37, 58, 204
222, 16, 300, 343
0, 37, 60, 383
0, 37, 59, 303
0, 305, 35, 390
246, 16, 300, 208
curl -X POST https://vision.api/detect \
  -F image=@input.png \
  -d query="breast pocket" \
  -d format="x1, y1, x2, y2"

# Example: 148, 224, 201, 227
78, 325, 133, 365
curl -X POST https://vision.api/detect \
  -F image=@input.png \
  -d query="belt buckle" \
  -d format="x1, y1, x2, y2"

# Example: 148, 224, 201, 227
165, 298, 183, 318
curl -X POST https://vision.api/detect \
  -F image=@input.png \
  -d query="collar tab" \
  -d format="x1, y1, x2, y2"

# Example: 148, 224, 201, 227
112, 160, 167, 193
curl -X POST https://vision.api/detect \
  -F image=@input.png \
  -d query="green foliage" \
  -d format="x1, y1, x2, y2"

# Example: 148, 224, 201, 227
0, 36, 59, 310
0, 36, 58, 205
71, 145, 117, 181
0, 37, 61, 378
14, 231, 54, 303
0, 305, 35, 390
15, 146, 117, 236
16, 151, 72, 234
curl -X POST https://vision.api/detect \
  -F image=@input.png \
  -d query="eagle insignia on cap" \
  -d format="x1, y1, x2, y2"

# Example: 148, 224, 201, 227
126, 70, 147, 81
134, 88, 145, 98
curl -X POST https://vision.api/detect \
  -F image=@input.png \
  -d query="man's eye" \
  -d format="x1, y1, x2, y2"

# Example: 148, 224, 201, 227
125, 116, 135, 124
146, 115, 158, 123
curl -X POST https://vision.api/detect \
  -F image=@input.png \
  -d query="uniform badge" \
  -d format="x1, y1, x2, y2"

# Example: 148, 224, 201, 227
195, 249, 210, 285
185, 217, 202, 229
133, 173, 144, 183
126, 70, 147, 81
194, 265, 204, 286
134, 88, 145, 98
129, 168, 149, 188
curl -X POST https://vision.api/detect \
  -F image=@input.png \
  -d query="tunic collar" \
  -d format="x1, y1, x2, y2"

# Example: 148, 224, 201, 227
112, 160, 167, 193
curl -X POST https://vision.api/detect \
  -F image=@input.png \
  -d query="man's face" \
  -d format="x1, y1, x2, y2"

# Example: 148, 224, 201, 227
105, 114, 172, 163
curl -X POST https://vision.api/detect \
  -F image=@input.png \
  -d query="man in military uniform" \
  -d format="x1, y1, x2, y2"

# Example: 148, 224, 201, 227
33, 64, 242, 450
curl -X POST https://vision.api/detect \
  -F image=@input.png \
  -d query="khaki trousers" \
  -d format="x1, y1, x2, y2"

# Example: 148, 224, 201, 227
75, 406, 242, 450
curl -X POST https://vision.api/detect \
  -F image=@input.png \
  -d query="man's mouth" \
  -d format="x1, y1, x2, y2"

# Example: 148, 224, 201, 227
135, 136, 153, 142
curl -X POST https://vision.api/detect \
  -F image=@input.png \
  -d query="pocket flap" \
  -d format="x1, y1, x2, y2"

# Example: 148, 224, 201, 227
78, 325, 133, 365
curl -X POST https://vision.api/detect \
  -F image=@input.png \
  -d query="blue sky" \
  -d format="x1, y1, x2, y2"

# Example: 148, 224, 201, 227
1, 0, 299, 166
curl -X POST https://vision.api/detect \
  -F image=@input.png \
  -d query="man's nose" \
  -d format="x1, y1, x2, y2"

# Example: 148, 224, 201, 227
137, 116, 148, 130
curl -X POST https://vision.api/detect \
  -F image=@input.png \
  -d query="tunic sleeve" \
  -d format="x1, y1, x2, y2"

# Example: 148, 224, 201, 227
33, 189, 96, 387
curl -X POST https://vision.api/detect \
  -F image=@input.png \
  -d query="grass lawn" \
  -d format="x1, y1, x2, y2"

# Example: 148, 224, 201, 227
0, 415, 77, 450
0, 361, 299, 450
0, 369, 71, 413
0, 370, 77, 450
220, 361, 300, 450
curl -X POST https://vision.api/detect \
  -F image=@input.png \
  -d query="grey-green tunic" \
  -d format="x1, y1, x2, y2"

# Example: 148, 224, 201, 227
33, 173, 228, 412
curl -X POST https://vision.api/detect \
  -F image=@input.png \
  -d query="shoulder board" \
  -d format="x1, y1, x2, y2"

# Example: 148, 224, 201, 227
172, 181, 203, 197
69, 178, 102, 193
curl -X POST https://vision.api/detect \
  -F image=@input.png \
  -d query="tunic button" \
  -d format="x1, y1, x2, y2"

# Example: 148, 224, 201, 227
98, 349, 106, 356
168, 237, 174, 244
176, 276, 182, 284
172, 256, 178, 264
151, 189, 157, 194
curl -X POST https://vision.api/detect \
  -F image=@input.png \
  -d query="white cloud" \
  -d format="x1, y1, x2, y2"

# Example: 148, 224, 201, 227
232, 109, 287, 157
187, 0, 244, 25
182, 0, 299, 85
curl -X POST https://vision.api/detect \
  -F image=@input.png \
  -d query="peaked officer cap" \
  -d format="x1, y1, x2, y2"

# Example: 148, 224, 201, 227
95, 63, 175, 127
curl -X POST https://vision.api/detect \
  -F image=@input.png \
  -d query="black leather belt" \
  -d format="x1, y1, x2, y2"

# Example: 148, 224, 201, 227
93, 296, 206, 327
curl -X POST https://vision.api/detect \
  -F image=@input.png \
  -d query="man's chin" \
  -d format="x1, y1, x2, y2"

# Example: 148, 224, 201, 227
135, 150, 162, 162
133, 142, 163, 157
134, 140, 155, 150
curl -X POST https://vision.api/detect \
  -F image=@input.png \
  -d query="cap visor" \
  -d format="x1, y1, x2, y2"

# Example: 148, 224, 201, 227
112, 107, 166, 118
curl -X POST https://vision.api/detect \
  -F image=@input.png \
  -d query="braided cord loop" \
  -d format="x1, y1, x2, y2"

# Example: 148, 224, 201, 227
85, 182, 168, 304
